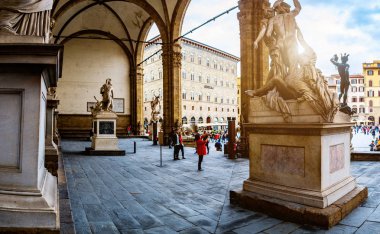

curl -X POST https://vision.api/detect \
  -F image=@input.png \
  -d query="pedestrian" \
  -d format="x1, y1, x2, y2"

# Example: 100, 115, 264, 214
202, 131, 209, 154
369, 140, 375, 151
195, 133, 207, 171
179, 130, 185, 159
172, 129, 180, 160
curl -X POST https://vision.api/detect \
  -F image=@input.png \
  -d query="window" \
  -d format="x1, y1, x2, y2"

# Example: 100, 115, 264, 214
359, 97, 364, 102
191, 116, 196, 123
352, 106, 358, 113
232, 83, 235, 89
222, 108, 224, 112
159, 88, 162, 98
369, 80, 373, 87
214, 78, 218, 85
208, 107, 210, 111
351, 87, 357, 92
192, 106, 194, 110
190, 53, 194, 63
351, 79, 357, 84
215, 108, 217, 111
369, 100, 373, 107
191, 91, 195, 101
231, 68, 235, 74
352, 97, 357, 102
214, 60, 218, 69
200, 106, 202, 111
182, 117, 188, 124
214, 96, 218, 103
226, 81, 230, 88
227, 98, 230, 104
207, 59, 210, 67
182, 70, 186, 79
368, 90, 374, 97
227, 108, 230, 112
233, 109, 235, 112
150, 71, 154, 81
359, 79, 364, 84
359, 87, 364, 92
198, 117, 203, 123
182, 90, 186, 99
159, 70, 162, 79
232, 99, 235, 104
370, 108, 373, 113
378, 70, 380, 75
198, 74, 202, 82
207, 93, 211, 102
144, 92, 147, 101
220, 81, 224, 86
191, 73, 195, 81
221, 97, 224, 104
336, 80, 341, 85
367, 70, 374, 75
198, 56, 202, 65
144, 107, 147, 111
198, 92, 202, 101
183, 105, 186, 110
207, 76, 210, 84
182, 51, 186, 61
151, 56, 155, 63
359, 106, 365, 113
378, 91, 380, 97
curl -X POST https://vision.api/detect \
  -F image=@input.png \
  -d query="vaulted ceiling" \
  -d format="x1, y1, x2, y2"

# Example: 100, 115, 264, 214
52, 0, 191, 66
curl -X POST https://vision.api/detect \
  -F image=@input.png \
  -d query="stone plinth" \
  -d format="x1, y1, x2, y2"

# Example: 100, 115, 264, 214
85, 111, 125, 156
0, 44, 63, 232
231, 98, 367, 228
45, 98, 60, 176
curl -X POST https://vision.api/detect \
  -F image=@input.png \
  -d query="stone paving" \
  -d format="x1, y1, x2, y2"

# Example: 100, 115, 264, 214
62, 139, 380, 234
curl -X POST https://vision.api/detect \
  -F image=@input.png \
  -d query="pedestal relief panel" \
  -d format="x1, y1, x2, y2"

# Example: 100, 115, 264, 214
330, 143, 345, 173
261, 145, 305, 177
0, 90, 23, 172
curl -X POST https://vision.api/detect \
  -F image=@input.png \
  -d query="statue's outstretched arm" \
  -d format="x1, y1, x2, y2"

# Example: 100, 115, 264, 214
292, 0, 301, 16
266, 18, 274, 38
330, 59, 340, 67
254, 22, 267, 49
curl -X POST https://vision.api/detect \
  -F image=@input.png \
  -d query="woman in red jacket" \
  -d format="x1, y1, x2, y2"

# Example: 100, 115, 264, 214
195, 133, 207, 171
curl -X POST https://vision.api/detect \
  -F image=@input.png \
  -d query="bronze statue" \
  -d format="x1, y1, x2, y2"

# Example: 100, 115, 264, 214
330, 53, 350, 106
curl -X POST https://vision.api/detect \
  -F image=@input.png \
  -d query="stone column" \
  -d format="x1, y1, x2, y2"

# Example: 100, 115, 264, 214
228, 117, 237, 159
237, 0, 269, 129
161, 42, 182, 145
135, 67, 144, 135
45, 90, 60, 176
0, 44, 62, 232
53, 109, 60, 149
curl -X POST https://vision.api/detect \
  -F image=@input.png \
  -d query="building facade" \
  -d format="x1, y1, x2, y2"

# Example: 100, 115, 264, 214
328, 74, 367, 124
363, 60, 380, 125
143, 37, 240, 130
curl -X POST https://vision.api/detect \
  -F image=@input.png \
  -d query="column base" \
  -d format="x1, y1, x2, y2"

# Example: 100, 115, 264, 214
0, 171, 59, 231
230, 186, 368, 229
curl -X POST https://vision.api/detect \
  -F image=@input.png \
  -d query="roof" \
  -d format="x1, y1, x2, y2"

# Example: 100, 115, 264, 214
146, 36, 240, 62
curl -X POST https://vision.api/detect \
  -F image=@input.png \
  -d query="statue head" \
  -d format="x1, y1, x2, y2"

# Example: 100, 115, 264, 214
341, 53, 349, 64
273, 1, 291, 13
106, 78, 112, 84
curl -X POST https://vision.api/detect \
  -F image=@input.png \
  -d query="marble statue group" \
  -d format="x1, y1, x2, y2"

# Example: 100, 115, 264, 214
91, 78, 114, 115
245, 0, 339, 122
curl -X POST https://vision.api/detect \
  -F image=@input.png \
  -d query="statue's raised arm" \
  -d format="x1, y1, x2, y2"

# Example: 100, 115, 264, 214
292, 0, 301, 16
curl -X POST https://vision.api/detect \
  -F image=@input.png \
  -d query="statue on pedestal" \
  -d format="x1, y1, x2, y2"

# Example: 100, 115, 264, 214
0, 0, 52, 40
330, 53, 350, 106
245, 0, 339, 122
150, 95, 161, 122
91, 78, 114, 115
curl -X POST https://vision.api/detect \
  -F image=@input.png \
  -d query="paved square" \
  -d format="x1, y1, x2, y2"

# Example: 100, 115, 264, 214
62, 139, 380, 233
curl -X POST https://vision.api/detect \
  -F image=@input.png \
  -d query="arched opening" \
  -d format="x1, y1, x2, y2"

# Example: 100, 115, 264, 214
190, 116, 196, 124
198, 117, 204, 124
182, 116, 188, 124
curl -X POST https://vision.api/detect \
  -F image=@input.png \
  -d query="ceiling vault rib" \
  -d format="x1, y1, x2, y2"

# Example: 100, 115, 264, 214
102, 3, 135, 55
135, 17, 153, 60
53, 0, 88, 20
54, 2, 98, 44
52, 0, 61, 16
161, 0, 170, 33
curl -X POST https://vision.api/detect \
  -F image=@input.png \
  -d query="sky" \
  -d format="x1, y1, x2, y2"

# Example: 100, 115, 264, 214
148, 0, 380, 76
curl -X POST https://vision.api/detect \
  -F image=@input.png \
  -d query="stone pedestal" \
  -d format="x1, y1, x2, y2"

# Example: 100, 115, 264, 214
148, 122, 160, 144
0, 44, 63, 232
231, 98, 367, 228
227, 117, 236, 159
85, 111, 125, 156
45, 98, 60, 176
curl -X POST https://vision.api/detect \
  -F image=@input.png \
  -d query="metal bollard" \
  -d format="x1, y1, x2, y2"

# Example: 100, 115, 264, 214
134, 141, 136, 154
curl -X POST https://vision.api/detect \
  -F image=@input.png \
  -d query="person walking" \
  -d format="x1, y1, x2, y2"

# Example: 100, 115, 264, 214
195, 133, 207, 171
179, 130, 185, 159
172, 129, 180, 160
